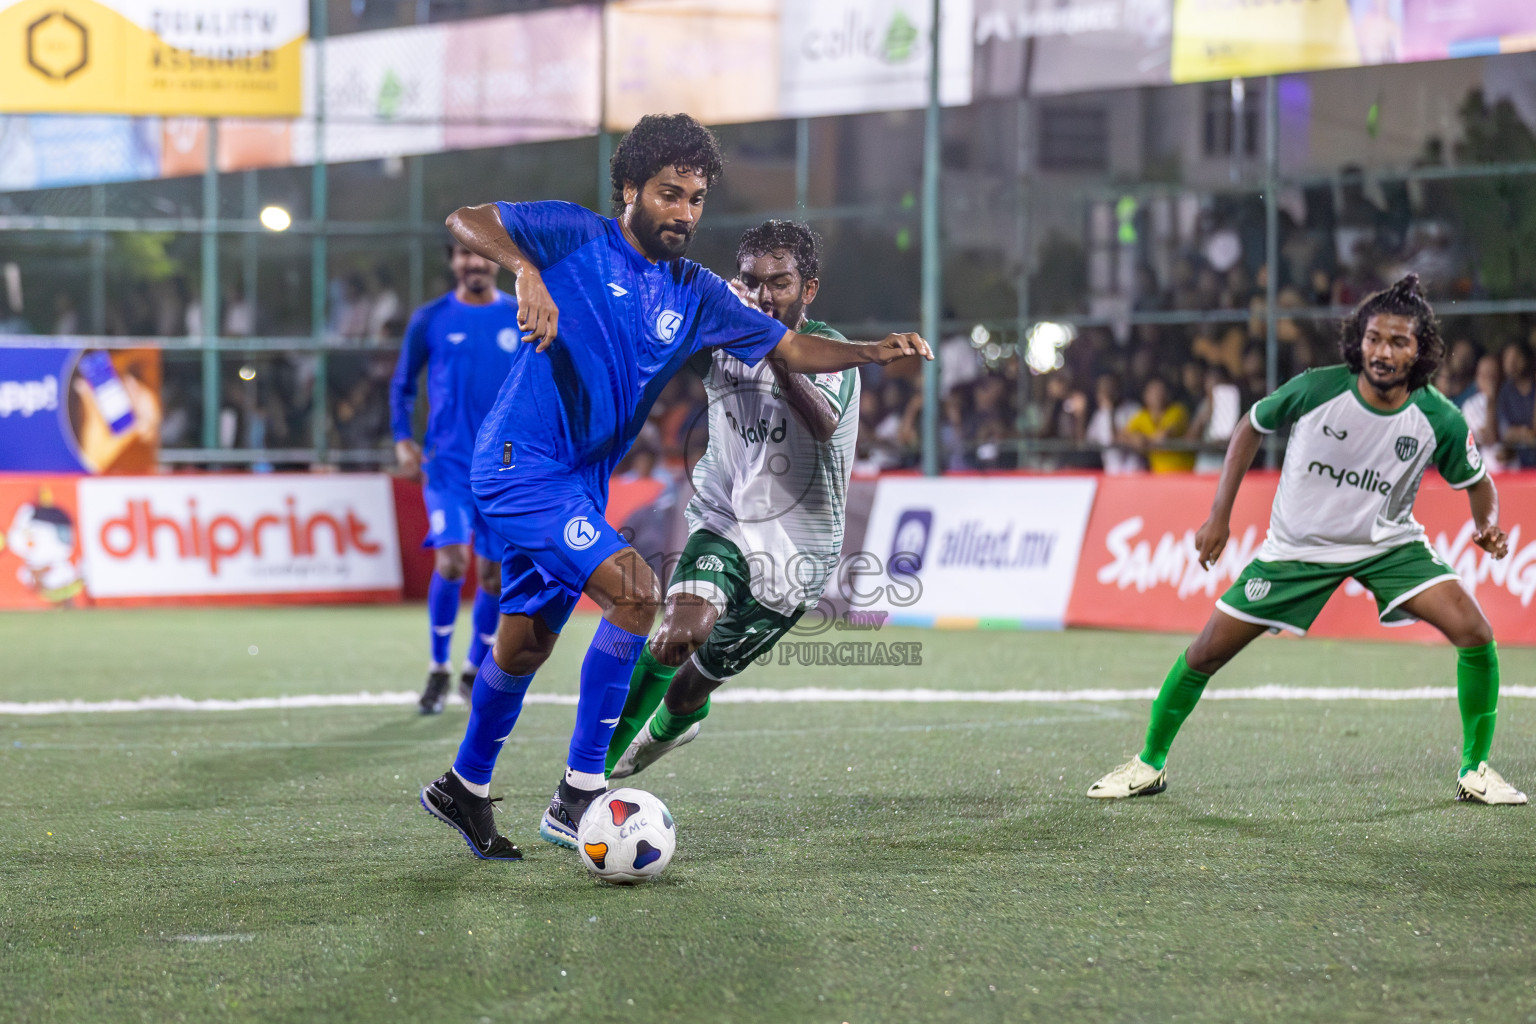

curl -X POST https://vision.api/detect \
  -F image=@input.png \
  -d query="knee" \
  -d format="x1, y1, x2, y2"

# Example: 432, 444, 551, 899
1183, 642, 1224, 676
650, 620, 702, 667
476, 559, 501, 596
492, 636, 551, 677
434, 548, 468, 581
613, 572, 663, 623
1454, 616, 1495, 650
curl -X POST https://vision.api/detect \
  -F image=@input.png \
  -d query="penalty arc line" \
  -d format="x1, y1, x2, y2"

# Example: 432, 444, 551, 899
3, 685, 1536, 716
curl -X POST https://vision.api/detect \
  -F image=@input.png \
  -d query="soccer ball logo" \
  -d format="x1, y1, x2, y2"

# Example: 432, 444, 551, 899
577, 787, 676, 884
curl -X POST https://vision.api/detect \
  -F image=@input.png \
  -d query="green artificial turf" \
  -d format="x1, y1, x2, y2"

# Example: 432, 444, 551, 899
1, 607, 1533, 1023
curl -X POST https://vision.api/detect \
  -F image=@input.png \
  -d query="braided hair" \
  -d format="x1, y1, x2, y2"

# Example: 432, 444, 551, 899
1338, 273, 1443, 392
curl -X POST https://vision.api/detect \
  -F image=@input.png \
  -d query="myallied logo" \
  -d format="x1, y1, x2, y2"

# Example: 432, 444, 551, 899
1306, 460, 1391, 494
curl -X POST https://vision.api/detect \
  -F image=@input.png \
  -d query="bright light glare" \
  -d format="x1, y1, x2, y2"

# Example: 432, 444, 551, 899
238, 365, 257, 381
1024, 321, 1075, 375
259, 205, 291, 231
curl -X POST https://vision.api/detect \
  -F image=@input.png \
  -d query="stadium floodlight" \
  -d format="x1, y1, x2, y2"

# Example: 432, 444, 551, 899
1024, 320, 1075, 374
238, 365, 257, 381
259, 206, 292, 232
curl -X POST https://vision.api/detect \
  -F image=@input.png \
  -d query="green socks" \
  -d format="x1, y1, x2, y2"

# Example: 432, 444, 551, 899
1138, 651, 1212, 771
1457, 640, 1499, 775
652, 696, 710, 742
605, 647, 676, 774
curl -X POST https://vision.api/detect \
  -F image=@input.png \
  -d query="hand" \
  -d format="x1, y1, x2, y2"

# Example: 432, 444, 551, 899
728, 278, 756, 309
514, 268, 559, 352
1194, 517, 1230, 570
870, 332, 933, 366
395, 439, 423, 481
1474, 523, 1509, 560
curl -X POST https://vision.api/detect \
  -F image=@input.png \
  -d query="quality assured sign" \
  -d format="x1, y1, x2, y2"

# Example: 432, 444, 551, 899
861, 475, 1097, 628
0, 0, 306, 116
77, 474, 401, 603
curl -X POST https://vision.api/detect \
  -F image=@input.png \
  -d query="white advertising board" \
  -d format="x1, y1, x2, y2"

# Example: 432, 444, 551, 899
779, 0, 973, 117
78, 474, 402, 601
859, 475, 1097, 627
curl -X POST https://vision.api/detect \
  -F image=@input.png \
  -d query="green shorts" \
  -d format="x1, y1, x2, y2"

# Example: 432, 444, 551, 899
1216, 541, 1461, 636
667, 529, 803, 680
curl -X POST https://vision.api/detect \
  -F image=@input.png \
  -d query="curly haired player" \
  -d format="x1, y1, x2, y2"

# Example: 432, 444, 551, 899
419, 114, 931, 860
1088, 274, 1526, 805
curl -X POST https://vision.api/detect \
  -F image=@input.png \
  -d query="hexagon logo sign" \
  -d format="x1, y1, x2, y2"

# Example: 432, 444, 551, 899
27, 11, 89, 81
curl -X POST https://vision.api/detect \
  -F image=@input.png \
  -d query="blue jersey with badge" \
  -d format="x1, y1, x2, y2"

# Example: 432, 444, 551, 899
390, 290, 522, 483
469, 201, 786, 501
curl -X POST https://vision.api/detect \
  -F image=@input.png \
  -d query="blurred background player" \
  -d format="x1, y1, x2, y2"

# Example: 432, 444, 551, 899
1088, 275, 1526, 806
606, 219, 859, 779
390, 242, 522, 714
419, 113, 931, 860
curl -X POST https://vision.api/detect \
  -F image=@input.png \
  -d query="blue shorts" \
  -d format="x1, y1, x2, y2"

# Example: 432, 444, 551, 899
422, 471, 503, 562
474, 466, 629, 633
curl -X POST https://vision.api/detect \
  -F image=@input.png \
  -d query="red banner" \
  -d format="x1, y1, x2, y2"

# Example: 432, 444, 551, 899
1067, 472, 1536, 644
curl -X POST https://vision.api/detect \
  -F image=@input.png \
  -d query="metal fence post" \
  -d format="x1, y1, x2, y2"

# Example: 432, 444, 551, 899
201, 118, 220, 451
311, 0, 329, 461
1264, 75, 1280, 467
920, 0, 943, 477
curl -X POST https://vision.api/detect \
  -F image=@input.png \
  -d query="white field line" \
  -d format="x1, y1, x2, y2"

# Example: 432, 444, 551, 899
4, 685, 1536, 716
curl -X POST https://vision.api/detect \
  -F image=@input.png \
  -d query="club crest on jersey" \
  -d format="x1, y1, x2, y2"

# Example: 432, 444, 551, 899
564, 516, 599, 551
496, 328, 519, 353
655, 309, 683, 343
1244, 578, 1271, 602
1395, 436, 1419, 462
696, 554, 726, 573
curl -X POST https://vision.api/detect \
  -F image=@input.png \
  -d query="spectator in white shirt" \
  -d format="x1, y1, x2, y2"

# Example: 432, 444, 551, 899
1461, 353, 1503, 473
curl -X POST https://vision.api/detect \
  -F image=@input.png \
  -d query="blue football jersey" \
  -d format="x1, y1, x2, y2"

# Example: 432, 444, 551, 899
390, 290, 523, 482
470, 201, 787, 498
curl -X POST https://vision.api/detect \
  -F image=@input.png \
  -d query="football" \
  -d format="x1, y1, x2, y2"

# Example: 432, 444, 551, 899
576, 788, 677, 885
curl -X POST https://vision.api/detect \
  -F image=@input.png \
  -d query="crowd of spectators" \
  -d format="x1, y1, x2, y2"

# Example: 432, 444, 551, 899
10, 174, 1536, 473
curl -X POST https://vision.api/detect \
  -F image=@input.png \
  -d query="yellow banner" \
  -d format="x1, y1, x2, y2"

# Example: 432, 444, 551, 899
1171, 0, 1361, 83
0, 0, 305, 116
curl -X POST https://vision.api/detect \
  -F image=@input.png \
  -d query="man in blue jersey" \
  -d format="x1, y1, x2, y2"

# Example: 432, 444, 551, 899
390, 242, 522, 715
420, 113, 931, 860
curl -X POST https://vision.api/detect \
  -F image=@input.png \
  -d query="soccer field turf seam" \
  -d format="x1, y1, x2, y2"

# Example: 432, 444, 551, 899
5, 684, 1536, 716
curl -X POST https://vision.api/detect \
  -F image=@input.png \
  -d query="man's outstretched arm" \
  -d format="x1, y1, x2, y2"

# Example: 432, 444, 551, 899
1196, 416, 1265, 569
769, 330, 932, 374
445, 204, 560, 350
1467, 476, 1509, 558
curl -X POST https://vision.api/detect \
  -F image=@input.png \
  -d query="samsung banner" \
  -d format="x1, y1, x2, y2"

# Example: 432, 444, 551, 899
860, 475, 1097, 628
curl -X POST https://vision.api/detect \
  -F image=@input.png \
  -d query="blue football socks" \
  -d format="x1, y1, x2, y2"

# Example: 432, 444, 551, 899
452, 657, 534, 787
427, 571, 461, 667
465, 587, 500, 672
568, 618, 648, 775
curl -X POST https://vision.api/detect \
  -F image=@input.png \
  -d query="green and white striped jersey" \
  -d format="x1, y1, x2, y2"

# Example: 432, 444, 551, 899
685, 321, 860, 616
1249, 364, 1485, 563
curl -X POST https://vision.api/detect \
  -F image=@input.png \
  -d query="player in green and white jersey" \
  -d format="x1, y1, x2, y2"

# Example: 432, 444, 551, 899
605, 220, 859, 778
1089, 274, 1526, 805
